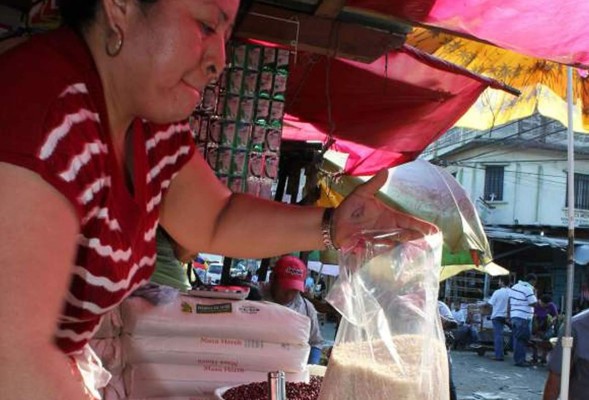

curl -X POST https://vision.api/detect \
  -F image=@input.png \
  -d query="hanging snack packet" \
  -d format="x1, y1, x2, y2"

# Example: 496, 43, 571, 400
264, 155, 279, 179
208, 118, 222, 144
276, 49, 290, 72
239, 97, 255, 123
205, 146, 218, 170
319, 229, 448, 400
235, 124, 252, 149
228, 69, 244, 96
272, 72, 288, 101
262, 47, 277, 71
265, 128, 282, 152
217, 148, 232, 174
269, 101, 285, 127
247, 46, 262, 71
252, 125, 266, 149
229, 176, 244, 193
246, 176, 261, 197
232, 44, 247, 68
232, 150, 247, 176
198, 118, 209, 143
243, 71, 259, 98
258, 71, 274, 99
221, 122, 236, 147
255, 98, 271, 125
224, 95, 240, 121
248, 152, 264, 177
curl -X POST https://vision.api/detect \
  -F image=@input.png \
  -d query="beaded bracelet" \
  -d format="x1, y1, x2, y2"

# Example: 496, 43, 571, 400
321, 207, 339, 251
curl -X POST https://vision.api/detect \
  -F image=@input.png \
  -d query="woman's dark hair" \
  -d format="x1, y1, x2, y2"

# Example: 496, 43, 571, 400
59, 0, 254, 33
541, 294, 553, 304
57, 0, 100, 31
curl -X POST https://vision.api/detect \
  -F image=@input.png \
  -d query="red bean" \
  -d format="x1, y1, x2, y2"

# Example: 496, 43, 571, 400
223, 376, 323, 400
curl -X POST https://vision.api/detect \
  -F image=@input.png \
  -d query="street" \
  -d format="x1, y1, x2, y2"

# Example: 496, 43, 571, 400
452, 350, 548, 400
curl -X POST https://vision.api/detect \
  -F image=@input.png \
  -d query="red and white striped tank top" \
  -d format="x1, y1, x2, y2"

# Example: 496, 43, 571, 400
0, 28, 195, 354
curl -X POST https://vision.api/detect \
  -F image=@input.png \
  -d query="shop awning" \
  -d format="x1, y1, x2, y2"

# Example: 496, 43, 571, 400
283, 45, 514, 175
347, 0, 589, 68
486, 227, 589, 266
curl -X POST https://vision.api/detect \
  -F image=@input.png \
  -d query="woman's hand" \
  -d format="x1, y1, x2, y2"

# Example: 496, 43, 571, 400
332, 169, 438, 249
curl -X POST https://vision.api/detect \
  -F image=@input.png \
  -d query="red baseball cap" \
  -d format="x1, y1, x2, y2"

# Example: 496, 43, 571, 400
273, 255, 307, 292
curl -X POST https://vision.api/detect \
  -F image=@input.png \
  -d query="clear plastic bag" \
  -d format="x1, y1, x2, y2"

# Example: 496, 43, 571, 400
319, 229, 449, 400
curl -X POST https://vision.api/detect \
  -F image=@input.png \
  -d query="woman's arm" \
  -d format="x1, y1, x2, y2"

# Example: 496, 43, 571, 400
159, 155, 324, 258
160, 156, 436, 259
0, 163, 88, 399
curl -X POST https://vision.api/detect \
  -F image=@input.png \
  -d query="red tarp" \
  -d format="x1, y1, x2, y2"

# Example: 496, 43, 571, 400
283, 45, 511, 175
349, 0, 589, 67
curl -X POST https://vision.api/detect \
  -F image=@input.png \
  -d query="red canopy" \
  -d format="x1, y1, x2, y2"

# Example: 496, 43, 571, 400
348, 0, 589, 67
283, 45, 511, 175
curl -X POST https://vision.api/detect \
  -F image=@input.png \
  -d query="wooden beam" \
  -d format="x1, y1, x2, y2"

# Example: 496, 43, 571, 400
315, 0, 346, 18
235, 3, 406, 63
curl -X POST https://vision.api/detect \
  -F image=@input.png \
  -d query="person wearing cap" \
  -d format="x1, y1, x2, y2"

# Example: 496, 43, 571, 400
263, 255, 324, 364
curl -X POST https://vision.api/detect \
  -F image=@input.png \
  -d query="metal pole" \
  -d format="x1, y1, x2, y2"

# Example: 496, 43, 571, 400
483, 273, 491, 299
560, 66, 576, 400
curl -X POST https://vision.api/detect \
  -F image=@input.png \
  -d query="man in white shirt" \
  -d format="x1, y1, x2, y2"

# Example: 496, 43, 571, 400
488, 278, 510, 361
451, 303, 466, 325
508, 274, 538, 366
438, 301, 458, 400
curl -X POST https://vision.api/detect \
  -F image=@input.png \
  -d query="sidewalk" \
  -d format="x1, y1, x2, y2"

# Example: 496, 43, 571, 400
452, 350, 548, 400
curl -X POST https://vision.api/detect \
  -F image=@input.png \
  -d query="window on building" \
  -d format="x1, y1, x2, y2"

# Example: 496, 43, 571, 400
567, 173, 589, 210
484, 166, 504, 201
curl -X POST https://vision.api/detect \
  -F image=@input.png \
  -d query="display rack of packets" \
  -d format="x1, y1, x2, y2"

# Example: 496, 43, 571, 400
189, 43, 289, 199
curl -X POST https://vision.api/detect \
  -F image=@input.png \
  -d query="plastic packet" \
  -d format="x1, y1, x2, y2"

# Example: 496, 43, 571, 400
319, 229, 448, 400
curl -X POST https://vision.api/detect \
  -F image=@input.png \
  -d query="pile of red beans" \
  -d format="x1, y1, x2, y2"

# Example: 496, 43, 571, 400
223, 376, 323, 400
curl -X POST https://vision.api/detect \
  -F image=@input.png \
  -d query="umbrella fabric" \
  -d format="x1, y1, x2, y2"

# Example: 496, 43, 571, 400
316, 156, 495, 279
315, 166, 502, 281
320, 157, 492, 260
348, 0, 589, 67
439, 262, 509, 282
407, 28, 589, 133
283, 45, 512, 176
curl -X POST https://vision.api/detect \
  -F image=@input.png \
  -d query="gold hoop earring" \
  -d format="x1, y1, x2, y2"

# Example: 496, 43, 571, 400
105, 25, 124, 57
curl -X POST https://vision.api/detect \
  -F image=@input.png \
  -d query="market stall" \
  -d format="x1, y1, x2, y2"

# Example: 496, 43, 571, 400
3, 1, 589, 399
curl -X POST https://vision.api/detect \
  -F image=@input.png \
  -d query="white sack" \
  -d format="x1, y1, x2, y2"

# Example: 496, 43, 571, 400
90, 337, 124, 375
122, 334, 309, 373
100, 373, 126, 400
121, 296, 310, 345
125, 363, 309, 399
95, 307, 123, 339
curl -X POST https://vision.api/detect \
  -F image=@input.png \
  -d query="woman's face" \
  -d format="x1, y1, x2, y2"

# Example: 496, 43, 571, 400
119, 0, 238, 124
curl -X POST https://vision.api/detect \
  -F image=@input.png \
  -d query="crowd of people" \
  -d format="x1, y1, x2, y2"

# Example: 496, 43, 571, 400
441, 273, 589, 400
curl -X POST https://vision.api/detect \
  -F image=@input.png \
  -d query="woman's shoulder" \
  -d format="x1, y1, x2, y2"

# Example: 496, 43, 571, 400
1, 28, 91, 104
0, 29, 99, 141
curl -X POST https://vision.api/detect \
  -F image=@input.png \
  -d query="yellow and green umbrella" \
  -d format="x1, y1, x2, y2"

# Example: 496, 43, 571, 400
407, 28, 589, 132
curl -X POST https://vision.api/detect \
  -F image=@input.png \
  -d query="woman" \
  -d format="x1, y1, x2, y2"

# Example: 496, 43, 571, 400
0, 0, 434, 398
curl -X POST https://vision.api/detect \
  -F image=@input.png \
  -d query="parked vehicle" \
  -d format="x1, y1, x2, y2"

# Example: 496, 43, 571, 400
205, 263, 223, 285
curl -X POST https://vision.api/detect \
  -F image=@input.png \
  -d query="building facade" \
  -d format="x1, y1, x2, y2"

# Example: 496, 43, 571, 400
425, 114, 589, 309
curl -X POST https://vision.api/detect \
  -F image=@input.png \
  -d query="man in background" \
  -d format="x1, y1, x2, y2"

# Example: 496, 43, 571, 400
263, 255, 323, 364
542, 309, 589, 400
439, 300, 458, 400
488, 278, 510, 361
450, 302, 480, 349
509, 273, 538, 367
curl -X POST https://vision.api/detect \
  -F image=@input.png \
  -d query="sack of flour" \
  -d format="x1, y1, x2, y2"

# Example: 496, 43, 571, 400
319, 229, 449, 400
